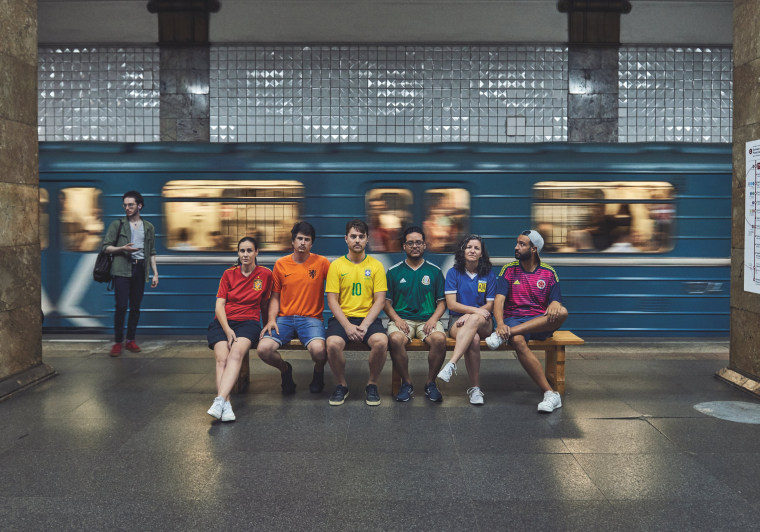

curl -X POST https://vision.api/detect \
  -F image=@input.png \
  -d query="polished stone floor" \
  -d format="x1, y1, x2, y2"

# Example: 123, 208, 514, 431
2, 336, 759, 531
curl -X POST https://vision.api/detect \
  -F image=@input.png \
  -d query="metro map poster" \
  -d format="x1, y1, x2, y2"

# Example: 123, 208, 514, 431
746, 139, 760, 294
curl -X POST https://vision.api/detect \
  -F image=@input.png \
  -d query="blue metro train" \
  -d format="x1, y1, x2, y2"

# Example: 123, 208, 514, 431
40, 142, 731, 337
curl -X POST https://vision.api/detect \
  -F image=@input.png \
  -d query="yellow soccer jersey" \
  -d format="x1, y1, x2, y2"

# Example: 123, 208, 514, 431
325, 255, 388, 318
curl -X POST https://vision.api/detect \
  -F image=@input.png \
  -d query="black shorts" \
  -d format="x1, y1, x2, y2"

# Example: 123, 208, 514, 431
207, 318, 262, 349
326, 316, 386, 346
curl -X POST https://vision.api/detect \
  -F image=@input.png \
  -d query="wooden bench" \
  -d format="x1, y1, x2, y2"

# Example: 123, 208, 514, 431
234, 330, 584, 395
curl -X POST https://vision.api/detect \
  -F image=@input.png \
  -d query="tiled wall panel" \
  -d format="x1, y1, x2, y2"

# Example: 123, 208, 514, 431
210, 45, 568, 143
38, 47, 160, 142
36, 45, 734, 144
618, 47, 732, 143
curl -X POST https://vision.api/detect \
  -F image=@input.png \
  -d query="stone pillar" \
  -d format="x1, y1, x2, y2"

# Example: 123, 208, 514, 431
147, 0, 220, 141
558, 0, 632, 142
717, 0, 760, 396
0, 1, 55, 399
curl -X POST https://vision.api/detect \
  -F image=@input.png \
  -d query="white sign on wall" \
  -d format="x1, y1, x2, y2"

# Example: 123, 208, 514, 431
746, 139, 760, 294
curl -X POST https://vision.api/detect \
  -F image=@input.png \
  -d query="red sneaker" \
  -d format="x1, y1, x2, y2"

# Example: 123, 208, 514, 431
125, 340, 141, 353
110, 343, 123, 357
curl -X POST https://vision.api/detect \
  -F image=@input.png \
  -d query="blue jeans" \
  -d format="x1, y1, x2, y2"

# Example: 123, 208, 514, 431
262, 316, 326, 347
113, 261, 145, 343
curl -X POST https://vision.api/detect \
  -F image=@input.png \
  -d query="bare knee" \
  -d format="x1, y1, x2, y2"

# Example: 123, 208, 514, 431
426, 332, 446, 351
326, 337, 344, 355
256, 339, 278, 360
369, 333, 388, 352
389, 332, 408, 351
307, 340, 327, 362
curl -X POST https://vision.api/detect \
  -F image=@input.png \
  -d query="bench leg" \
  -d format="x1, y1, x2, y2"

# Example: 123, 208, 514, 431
232, 349, 250, 394
544, 346, 565, 395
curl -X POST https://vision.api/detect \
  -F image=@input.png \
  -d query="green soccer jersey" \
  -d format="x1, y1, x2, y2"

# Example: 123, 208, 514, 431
386, 259, 445, 321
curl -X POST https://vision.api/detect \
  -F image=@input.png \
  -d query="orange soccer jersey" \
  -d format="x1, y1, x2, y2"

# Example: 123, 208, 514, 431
272, 253, 331, 319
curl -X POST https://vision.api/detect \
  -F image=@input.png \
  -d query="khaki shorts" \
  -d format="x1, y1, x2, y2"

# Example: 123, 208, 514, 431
387, 319, 445, 342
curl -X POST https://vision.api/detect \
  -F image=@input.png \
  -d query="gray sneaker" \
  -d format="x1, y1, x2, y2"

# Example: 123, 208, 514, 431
537, 391, 562, 413
221, 400, 236, 422
207, 396, 224, 419
437, 362, 457, 382
467, 387, 484, 405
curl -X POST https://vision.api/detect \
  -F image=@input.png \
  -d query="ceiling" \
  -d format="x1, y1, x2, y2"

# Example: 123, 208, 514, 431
37, 0, 733, 46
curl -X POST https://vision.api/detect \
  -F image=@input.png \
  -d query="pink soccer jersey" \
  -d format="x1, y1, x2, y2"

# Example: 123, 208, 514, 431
496, 261, 562, 318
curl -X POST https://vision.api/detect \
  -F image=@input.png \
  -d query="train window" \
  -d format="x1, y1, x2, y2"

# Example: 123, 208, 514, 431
40, 188, 49, 250
423, 188, 470, 253
365, 188, 414, 252
533, 182, 675, 253
59, 187, 104, 252
162, 180, 304, 251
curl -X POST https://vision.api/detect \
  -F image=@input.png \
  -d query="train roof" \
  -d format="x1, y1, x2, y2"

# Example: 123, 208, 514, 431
39, 142, 731, 174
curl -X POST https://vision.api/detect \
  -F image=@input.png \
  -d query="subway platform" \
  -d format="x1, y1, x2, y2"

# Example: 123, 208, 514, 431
2, 336, 759, 531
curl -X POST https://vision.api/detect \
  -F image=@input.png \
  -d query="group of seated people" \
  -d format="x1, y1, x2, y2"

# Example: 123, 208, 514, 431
205, 220, 568, 423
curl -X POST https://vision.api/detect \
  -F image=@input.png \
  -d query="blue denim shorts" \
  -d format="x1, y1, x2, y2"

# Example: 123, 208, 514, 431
505, 315, 554, 342
262, 316, 326, 347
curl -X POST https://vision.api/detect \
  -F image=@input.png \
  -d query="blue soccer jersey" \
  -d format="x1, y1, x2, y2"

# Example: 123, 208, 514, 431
444, 267, 497, 317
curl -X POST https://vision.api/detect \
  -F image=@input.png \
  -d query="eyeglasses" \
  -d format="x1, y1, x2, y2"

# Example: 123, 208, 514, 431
404, 240, 425, 247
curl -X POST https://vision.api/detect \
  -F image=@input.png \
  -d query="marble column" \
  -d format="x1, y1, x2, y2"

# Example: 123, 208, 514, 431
567, 45, 619, 142
717, 0, 760, 396
0, 1, 55, 398
148, 0, 220, 141
558, 0, 631, 142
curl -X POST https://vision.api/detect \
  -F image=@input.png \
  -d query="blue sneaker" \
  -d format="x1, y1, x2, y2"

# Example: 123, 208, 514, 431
424, 381, 443, 403
365, 384, 381, 406
395, 381, 414, 402
329, 385, 349, 406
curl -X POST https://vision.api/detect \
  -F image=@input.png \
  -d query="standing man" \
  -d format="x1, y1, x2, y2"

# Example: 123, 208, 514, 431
384, 226, 447, 402
325, 219, 388, 406
102, 191, 158, 356
492, 230, 568, 413
258, 221, 331, 394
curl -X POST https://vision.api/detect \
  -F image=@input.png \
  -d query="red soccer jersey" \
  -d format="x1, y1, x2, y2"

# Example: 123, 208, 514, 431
216, 265, 273, 321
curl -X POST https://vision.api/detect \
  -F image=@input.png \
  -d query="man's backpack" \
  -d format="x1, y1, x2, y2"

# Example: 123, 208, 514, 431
93, 219, 123, 284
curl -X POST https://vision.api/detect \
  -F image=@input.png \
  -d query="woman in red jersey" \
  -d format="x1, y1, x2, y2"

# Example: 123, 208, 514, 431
206, 236, 272, 422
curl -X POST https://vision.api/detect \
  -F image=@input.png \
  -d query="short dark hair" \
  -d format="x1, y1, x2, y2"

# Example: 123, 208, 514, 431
345, 219, 369, 236
123, 191, 144, 208
401, 225, 425, 243
291, 221, 316, 242
237, 236, 258, 251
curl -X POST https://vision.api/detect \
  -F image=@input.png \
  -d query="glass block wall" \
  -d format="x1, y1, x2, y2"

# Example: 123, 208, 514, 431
209, 45, 568, 143
36, 45, 734, 143
38, 46, 160, 142
618, 47, 732, 143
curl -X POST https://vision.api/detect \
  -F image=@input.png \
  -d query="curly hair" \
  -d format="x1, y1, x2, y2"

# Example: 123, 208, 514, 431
453, 234, 492, 277
291, 221, 316, 242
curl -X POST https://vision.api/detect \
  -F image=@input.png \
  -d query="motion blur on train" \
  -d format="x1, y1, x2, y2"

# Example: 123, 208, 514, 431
40, 142, 731, 337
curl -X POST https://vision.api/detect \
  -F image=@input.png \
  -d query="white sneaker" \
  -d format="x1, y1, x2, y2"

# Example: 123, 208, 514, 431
537, 391, 562, 413
437, 362, 457, 382
467, 387, 484, 405
485, 332, 504, 350
207, 396, 224, 419
221, 400, 236, 422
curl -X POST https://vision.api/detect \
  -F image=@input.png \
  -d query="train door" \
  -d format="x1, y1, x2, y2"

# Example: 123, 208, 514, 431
41, 182, 106, 330
364, 181, 470, 265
